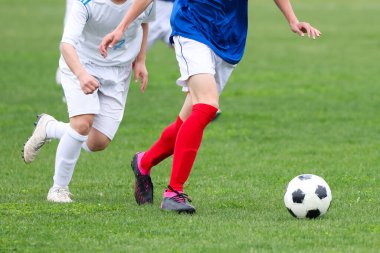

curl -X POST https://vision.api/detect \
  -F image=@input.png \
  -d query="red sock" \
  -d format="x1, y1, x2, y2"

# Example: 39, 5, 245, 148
169, 103, 218, 192
140, 116, 183, 172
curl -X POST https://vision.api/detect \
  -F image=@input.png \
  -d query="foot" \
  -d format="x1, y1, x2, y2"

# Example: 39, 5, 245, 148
160, 186, 196, 214
131, 152, 153, 205
212, 109, 222, 121
47, 187, 73, 203
22, 114, 56, 164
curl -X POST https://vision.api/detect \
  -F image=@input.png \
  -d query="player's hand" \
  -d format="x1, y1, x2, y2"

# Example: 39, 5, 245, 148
290, 22, 321, 39
132, 60, 148, 93
78, 72, 99, 95
99, 28, 124, 58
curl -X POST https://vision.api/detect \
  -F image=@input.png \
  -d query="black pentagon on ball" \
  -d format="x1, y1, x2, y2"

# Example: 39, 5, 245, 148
315, 185, 328, 199
287, 208, 297, 218
298, 174, 313, 181
306, 209, 321, 219
292, 189, 305, 203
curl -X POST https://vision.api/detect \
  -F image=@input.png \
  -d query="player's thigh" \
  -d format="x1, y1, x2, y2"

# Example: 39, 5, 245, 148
188, 74, 219, 108
173, 36, 218, 106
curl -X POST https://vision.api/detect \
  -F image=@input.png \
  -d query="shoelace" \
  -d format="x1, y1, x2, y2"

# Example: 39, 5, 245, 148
167, 185, 192, 203
55, 188, 72, 198
34, 141, 45, 151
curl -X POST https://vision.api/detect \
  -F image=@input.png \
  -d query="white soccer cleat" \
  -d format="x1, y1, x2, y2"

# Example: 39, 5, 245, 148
47, 187, 73, 203
22, 114, 56, 164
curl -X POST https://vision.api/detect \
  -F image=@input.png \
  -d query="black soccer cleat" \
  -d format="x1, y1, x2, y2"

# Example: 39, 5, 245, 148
160, 186, 196, 214
212, 109, 222, 122
131, 153, 153, 205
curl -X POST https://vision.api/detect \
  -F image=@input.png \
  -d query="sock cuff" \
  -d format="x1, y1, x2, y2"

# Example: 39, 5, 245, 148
192, 103, 218, 123
193, 103, 218, 113
177, 115, 184, 124
176, 115, 184, 128
67, 127, 88, 142
81, 142, 93, 153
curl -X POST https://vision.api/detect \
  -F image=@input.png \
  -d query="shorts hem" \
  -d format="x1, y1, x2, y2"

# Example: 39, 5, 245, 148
92, 122, 119, 140
68, 110, 99, 118
176, 70, 216, 88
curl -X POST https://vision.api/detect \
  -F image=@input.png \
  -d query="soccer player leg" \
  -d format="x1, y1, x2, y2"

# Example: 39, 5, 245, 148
139, 94, 192, 174
160, 37, 218, 213
48, 72, 100, 203
49, 114, 94, 203
169, 74, 219, 192
54, 115, 93, 181
170, 36, 219, 191
161, 75, 218, 213
85, 128, 111, 152
87, 112, 120, 153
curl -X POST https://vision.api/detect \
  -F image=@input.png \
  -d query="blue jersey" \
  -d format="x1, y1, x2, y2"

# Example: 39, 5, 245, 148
170, 0, 248, 65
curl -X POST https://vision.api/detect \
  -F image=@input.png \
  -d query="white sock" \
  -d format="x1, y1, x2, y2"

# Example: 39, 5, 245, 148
46, 121, 93, 152
46, 121, 69, 140
53, 127, 88, 187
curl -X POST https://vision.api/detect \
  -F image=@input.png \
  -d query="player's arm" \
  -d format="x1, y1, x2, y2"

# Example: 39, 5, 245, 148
132, 22, 149, 93
100, 0, 153, 57
61, 44, 99, 94
61, 1, 99, 94
274, 0, 321, 39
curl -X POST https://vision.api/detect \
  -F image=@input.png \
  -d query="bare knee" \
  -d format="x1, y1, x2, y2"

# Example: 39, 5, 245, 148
70, 115, 94, 135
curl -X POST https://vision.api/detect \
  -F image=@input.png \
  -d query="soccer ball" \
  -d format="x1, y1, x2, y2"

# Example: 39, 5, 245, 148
284, 174, 332, 219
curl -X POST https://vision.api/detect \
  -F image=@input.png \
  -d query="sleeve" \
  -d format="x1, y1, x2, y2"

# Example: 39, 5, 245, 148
61, 1, 89, 47
142, 1, 156, 23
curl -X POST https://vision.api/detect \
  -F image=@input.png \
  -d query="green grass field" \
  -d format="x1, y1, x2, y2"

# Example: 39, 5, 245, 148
1, 0, 379, 252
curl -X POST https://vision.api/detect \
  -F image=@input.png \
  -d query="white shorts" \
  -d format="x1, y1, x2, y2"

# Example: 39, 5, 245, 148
146, 0, 173, 49
60, 63, 132, 140
173, 36, 236, 95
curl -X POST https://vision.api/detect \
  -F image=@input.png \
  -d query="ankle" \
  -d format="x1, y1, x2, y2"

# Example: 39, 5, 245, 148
137, 152, 150, 175
164, 185, 183, 198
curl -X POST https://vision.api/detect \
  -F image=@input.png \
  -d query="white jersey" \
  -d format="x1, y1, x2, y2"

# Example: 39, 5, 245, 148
64, 0, 75, 26
60, 0, 154, 70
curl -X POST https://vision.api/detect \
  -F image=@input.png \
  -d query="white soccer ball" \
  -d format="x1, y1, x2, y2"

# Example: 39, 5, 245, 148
284, 174, 332, 219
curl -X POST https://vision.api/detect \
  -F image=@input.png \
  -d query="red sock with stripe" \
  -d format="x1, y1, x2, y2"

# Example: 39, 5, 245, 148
168, 103, 218, 192
140, 116, 183, 175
